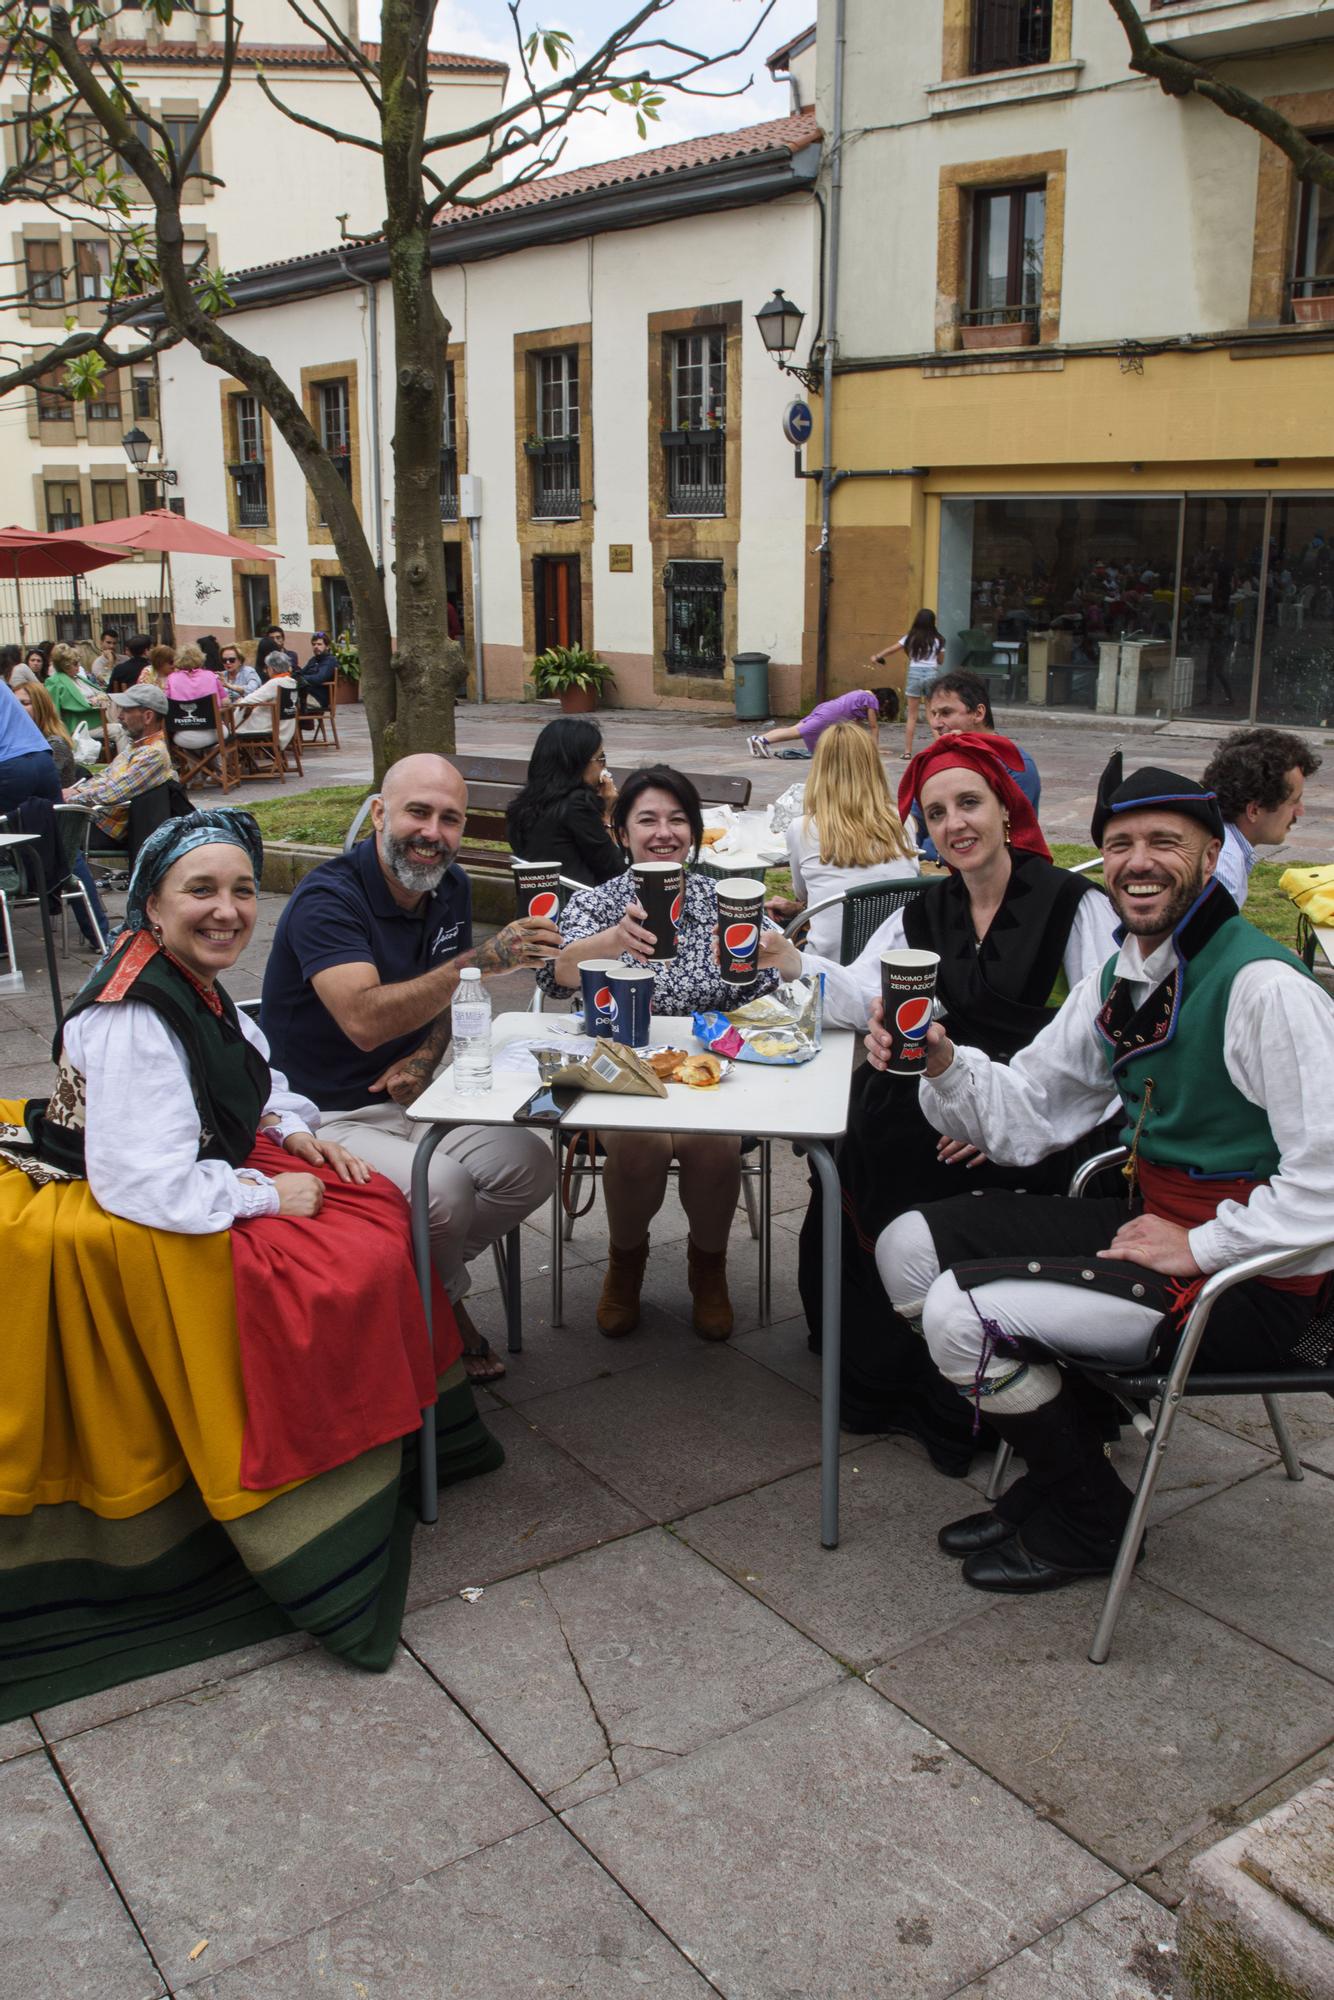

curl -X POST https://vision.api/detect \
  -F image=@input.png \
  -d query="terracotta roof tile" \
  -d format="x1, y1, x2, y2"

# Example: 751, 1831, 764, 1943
94, 38, 506, 73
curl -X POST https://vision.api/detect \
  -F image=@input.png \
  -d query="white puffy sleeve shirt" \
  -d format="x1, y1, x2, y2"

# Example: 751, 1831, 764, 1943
61, 1000, 320, 1233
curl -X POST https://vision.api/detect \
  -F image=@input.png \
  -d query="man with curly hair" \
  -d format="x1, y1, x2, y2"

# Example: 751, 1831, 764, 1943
1201, 726, 1320, 910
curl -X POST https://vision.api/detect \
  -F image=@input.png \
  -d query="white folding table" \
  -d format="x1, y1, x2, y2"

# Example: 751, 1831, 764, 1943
407, 1010, 856, 1546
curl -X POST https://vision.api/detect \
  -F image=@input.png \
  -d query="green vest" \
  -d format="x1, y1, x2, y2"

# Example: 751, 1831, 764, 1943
1096, 896, 1312, 1179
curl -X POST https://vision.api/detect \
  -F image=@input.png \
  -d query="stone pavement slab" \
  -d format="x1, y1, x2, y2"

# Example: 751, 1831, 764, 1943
951, 1884, 1177, 1998
189, 1818, 713, 1999
520, 1344, 825, 1522
35, 1633, 312, 1744
676, 1439, 991, 1674
1140, 1464, 1334, 1680
52, 1647, 546, 1990
0, 1751, 165, 2000
479, 1260, 702, 1405
402, 1404, 650, 1615
0, 1716, 41, 1763
871, 1581, 1334, 1877
1139, 1740, 1334, 1908
565, 1676, 1117, 1999
405, 1526, 841, 1812
966, 1410, 1279, 1526
1189, 1391, 1334, 1467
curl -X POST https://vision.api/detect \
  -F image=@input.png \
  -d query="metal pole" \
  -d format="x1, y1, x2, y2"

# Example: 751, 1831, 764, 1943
469, 513, 485, 702
815, 0, 847, 706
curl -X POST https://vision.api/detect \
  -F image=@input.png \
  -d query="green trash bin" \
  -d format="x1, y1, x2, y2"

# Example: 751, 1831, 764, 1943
732, 652, 771, 721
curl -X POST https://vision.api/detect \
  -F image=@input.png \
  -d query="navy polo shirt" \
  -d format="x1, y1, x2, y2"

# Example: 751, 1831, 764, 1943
261, 836, 473, 1110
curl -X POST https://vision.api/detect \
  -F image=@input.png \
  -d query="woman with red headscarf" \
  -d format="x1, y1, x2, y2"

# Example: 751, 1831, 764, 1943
759, 734, 1118, 1464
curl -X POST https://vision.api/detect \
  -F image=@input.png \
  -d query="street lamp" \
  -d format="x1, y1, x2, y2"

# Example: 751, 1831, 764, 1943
120, 427, 178, 490
753, 289, 821, 393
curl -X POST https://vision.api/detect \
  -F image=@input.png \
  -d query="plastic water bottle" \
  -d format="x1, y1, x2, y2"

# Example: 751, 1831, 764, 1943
451, 967, 492, 1095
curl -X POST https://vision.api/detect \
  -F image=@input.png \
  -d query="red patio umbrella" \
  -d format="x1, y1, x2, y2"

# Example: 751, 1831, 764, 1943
49, 509, 283, 641
0, 524, 133, 645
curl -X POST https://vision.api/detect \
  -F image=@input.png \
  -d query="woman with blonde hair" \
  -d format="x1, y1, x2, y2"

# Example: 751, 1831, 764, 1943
772, 722, 919, 958
142, 643, 176, 687
44, 643, 106, 734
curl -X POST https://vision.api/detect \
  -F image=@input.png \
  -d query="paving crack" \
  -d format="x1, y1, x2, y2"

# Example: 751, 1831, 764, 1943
535, 1572, 619, 1788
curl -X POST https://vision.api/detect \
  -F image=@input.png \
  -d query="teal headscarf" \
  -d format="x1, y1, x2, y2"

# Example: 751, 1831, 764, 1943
120, 807, 264, 939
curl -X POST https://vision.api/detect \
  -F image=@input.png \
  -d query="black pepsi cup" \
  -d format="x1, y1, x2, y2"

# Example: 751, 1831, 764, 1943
631, 861, 685, 962
879, 948, 940, 1075
715, 876, 766, 985
512, 858, 564, 923
578, 958, 622, 1038
606, 965, 654, 1045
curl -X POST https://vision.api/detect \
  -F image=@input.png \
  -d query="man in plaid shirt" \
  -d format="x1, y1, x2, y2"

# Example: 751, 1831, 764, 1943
65, 685, 174, 846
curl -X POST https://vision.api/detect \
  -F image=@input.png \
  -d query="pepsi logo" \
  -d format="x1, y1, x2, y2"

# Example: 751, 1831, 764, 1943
669, 891, 684, 927
528, 890, 559, 920
593, 986, 617, 1020
895, 996, 933, 1043
724, 922, 759, 962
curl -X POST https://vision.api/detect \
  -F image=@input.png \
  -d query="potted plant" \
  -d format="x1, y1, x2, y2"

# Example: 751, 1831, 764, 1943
332, 629, 362, 703
531, 644, 614, 714
523, 432, 546, 457
960, 314, 1037, 351
1293, 292, 1334, 324
659, 417, 693, 447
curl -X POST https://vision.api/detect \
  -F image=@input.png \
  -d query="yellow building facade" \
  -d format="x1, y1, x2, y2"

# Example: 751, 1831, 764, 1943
805, 0, 1334, 730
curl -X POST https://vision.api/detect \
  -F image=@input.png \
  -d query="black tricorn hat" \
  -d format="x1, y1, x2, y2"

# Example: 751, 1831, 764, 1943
1091, 752, 1225, 845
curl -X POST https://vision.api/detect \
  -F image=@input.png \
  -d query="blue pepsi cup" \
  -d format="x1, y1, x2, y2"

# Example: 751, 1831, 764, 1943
716, 876, 766, 985
606, 965, 654, 1046
578, 959, 622, 1038
879, 948, 940, 1075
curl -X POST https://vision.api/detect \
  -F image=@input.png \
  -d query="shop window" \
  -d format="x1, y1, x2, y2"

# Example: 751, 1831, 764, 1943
239, 572, 272, 637
25, 239, 64, 306
970, 0, 1052, 73
44, 480, 82, 531
91, 480, 130, 523
968, 183, 1045, 331
664, 559, 725, 676
228, 392, 268, 527
440, 361, 458, 523
1290, 136, 1334, 321
35, 366, 73, 424
530, 349, 581, 520
663, 330, 726, 515
75, 238, 112, 301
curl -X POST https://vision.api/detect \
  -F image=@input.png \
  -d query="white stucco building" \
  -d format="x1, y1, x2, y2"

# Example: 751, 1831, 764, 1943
156, 108, 820, 712
0, 0, 504, 643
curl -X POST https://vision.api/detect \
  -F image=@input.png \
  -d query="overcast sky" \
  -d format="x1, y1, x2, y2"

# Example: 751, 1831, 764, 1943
359, 0, 815, 171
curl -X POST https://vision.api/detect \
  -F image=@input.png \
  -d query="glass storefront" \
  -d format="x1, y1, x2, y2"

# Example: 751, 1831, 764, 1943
938, 491, 1334, 726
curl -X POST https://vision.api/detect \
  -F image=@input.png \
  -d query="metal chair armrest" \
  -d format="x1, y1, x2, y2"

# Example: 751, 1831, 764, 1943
782, 892, 844, 943
1068, 1146, 1130, 1198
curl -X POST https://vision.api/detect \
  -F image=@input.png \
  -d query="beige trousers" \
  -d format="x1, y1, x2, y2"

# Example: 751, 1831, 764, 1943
317, 1100, 555, 1301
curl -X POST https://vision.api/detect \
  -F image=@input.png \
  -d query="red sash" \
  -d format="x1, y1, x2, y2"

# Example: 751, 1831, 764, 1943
1137, 1159, 1324, 1297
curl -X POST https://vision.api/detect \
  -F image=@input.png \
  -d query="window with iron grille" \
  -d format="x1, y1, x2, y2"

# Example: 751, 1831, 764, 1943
92, 480, 130, 523
75, 239, 112, 301
228, 393, 268, 527
970, 0, 1052, 74
1290, 136, 1334, 317
317, 378, 353, 500
87, 371, 122, 422
664, 559, 726, 676
137, 478, 159, 513
967, 183, 1045, 327
440, 361, 459, 522
36, 367, 73, 424
26, 239, 64, 305
132, 373, 155, 420
45, 480, 82, 531
665, 329, 726, 515
530, 348, 581, 520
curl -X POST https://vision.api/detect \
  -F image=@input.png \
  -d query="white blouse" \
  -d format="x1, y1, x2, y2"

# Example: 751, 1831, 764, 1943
802, 885, 1119, 1030
62, 1001, 320, 1234
785, 818, 920, 961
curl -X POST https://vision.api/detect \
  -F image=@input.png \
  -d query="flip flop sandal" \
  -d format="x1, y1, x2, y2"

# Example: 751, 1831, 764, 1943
462, 1336, 507, 1383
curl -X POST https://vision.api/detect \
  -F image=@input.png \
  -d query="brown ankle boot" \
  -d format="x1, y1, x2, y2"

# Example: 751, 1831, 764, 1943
687, 1239, 733, 1341
597, 1239, 650, 1337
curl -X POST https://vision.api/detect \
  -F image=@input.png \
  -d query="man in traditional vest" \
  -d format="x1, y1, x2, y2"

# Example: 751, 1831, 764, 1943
873, 755, 1334, 1594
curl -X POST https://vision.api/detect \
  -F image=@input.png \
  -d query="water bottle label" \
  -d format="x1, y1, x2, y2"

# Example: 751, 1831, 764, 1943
452, 1007, 489, 1039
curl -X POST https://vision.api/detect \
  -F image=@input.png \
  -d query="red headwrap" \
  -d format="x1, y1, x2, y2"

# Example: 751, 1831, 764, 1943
898, 731, 1050, 863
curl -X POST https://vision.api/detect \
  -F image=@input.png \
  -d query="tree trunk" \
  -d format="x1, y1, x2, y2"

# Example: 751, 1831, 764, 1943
380, 0, 461, 767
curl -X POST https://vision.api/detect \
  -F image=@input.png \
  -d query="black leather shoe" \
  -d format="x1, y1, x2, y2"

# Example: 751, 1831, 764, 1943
937, 1510, 1017, 1557
961, 1536, 1117, 1594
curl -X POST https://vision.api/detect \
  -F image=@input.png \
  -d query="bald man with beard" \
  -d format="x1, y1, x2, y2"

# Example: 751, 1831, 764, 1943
261, 754, 560, 1381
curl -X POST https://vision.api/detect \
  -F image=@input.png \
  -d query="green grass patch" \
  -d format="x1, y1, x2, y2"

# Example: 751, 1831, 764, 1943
246, 785, 368, 846
1050, 842, 1312, 955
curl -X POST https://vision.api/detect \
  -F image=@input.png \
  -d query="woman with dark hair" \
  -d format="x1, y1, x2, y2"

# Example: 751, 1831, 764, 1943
759, 733, 1118, 1462
537, 764, 783, 1341
506, 716, 622, 886
23, 643, 51, 683
874, 606, 946, 759
0, 643, 23, 685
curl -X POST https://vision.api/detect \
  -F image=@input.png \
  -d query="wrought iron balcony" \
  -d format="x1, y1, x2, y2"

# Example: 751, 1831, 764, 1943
440, 446, 459, 522
530, 437, 581, 520
971, 0, 1052, 74
228, 460, 269, 528
663, 433, 726, 517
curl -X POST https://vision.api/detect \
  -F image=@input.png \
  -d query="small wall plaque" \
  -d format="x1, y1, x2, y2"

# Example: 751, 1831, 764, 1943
608, 544, 633, 573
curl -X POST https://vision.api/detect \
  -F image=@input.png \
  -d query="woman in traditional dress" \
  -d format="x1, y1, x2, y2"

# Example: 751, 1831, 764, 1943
759, 733, 1118, 1464
0, 808, 500, 1723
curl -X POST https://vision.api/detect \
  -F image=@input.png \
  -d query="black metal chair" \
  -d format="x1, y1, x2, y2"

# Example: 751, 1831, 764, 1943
781, 876, 936, 963
985, 1145, 1334, 1664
